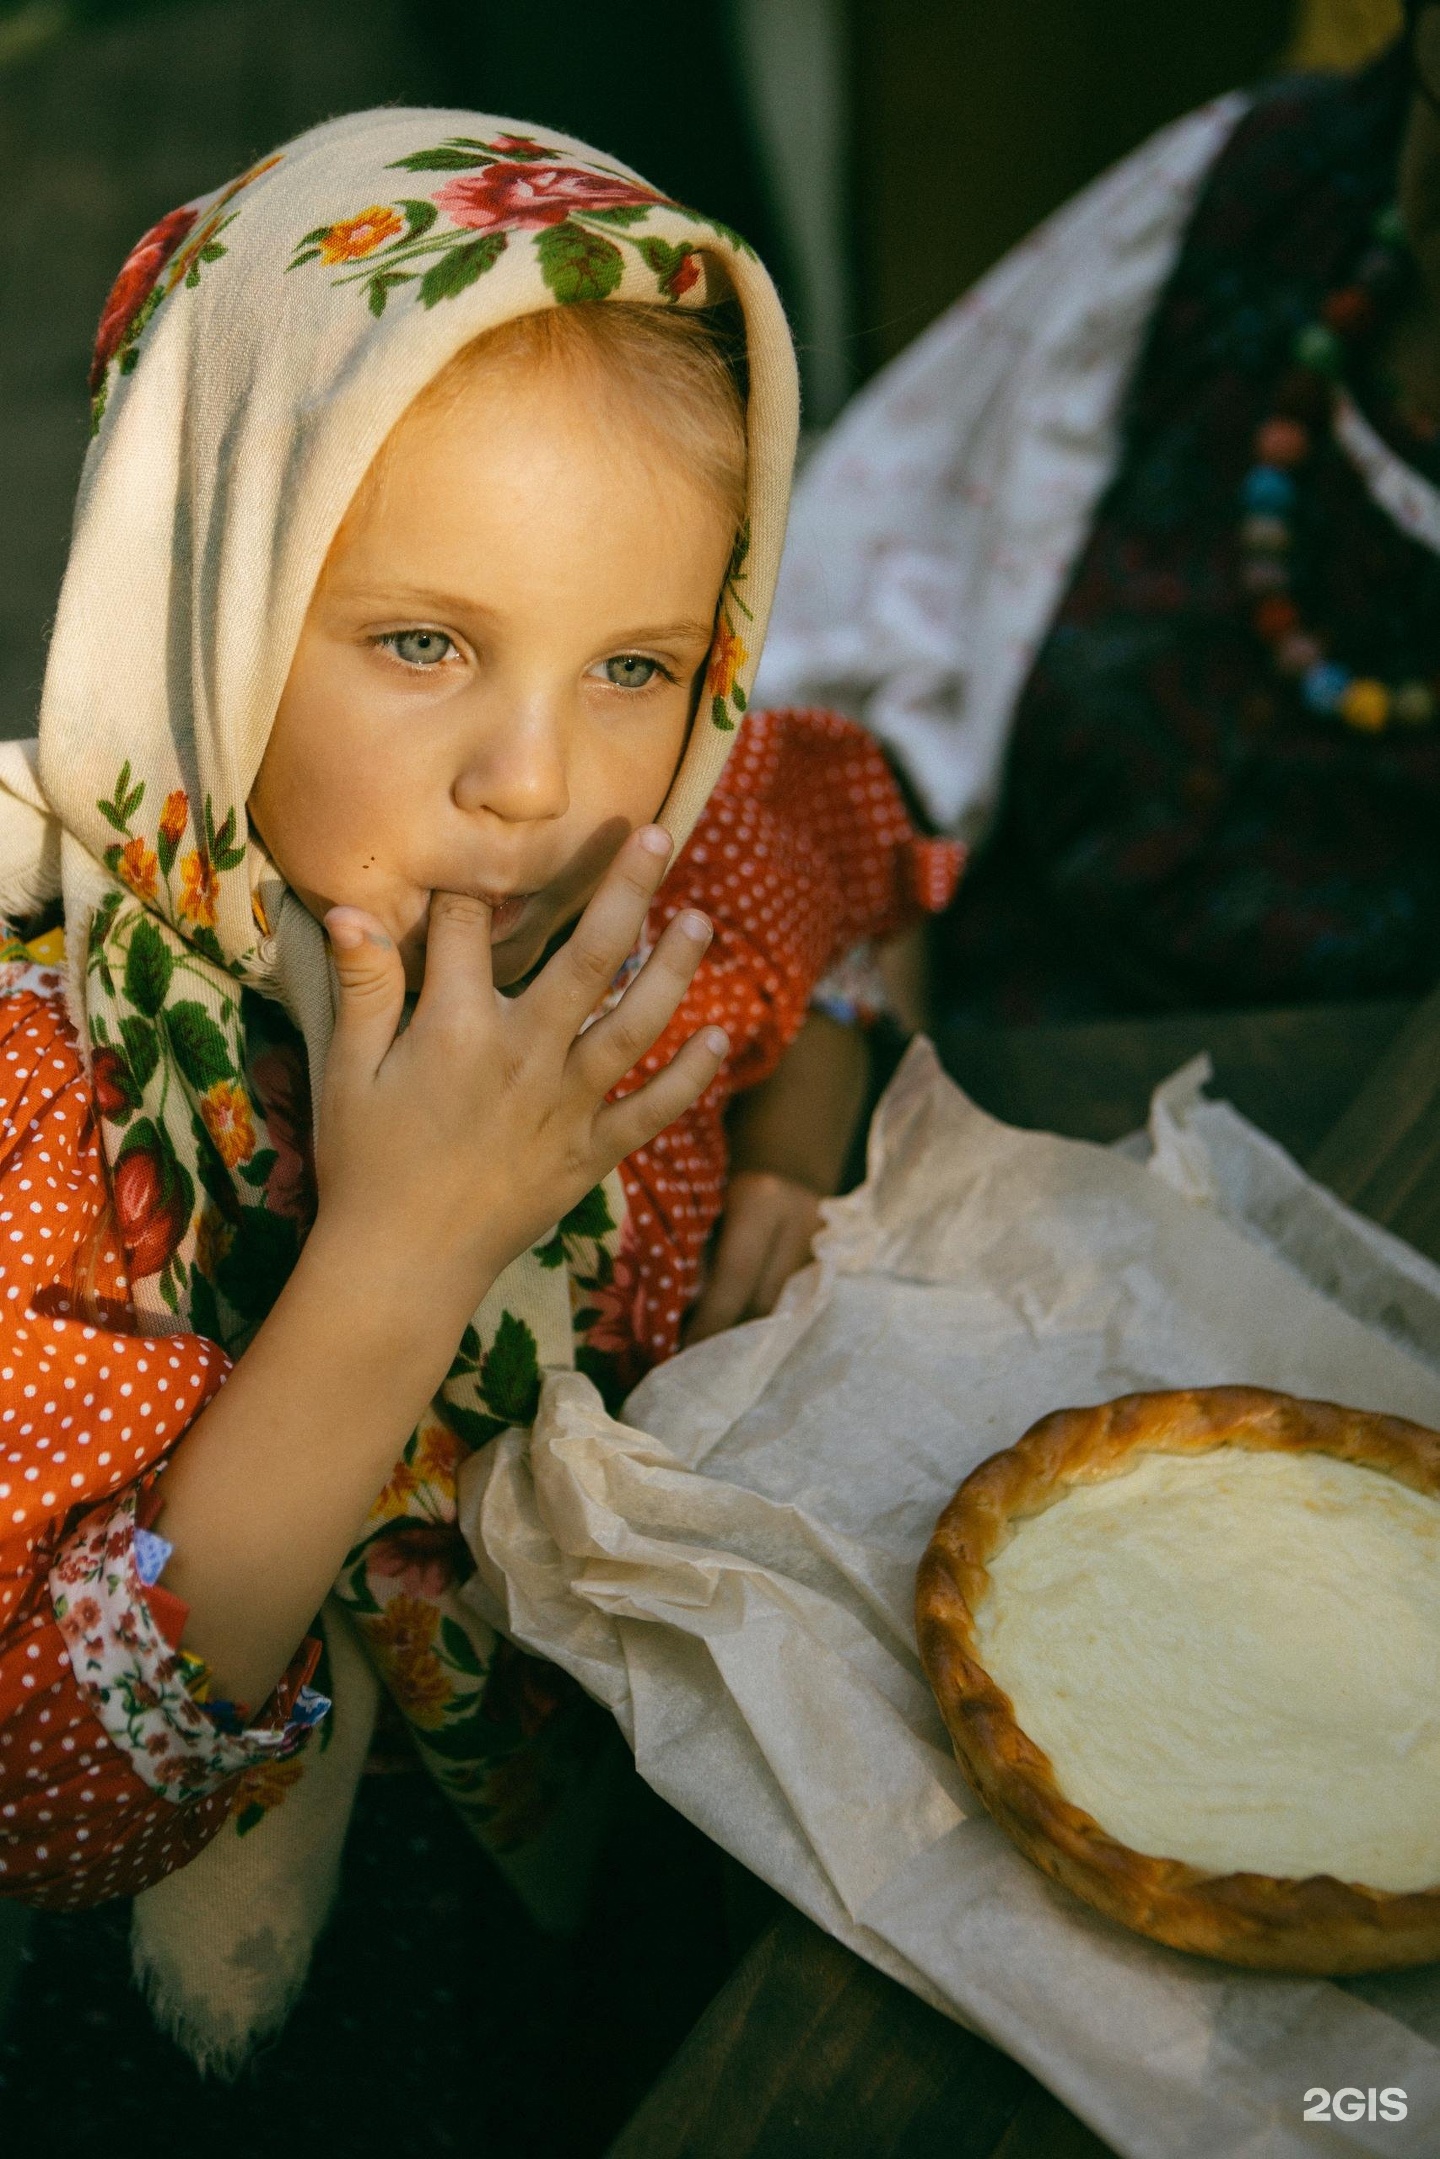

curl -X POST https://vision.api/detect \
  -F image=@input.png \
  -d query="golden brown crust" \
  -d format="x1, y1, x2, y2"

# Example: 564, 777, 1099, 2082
916, 1386, 1440, 1973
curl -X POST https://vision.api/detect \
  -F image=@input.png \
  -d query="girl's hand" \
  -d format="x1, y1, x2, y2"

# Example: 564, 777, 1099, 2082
684, 1009, 871, 1343
684, 1170, 823, 1341
314, 826, 726, 1319
158, 826, 724, 1710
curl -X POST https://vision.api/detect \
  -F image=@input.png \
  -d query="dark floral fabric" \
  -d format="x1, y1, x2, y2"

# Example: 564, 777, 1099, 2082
943, 49, 1440, 1023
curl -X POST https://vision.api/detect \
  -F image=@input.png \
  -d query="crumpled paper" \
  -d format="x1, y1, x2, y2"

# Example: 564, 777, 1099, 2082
458, 1040, 1440, 2159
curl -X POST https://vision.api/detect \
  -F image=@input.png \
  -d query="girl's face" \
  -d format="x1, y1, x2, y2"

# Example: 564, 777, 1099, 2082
250, 348, 736, 990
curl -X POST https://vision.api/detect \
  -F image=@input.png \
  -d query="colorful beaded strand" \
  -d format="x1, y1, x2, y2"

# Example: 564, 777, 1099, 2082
1237, 202, 1437, 732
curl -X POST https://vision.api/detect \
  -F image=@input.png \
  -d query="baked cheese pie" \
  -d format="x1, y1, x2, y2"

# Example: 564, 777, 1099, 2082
916, 1387, 1440, 1972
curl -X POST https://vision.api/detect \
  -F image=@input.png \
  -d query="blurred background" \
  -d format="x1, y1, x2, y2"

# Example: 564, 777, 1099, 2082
0, 0, 1427, 2138
0, 0, 1401, 743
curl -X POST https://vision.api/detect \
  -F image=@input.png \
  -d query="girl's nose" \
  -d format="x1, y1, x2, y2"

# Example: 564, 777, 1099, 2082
453, 706, 570, 824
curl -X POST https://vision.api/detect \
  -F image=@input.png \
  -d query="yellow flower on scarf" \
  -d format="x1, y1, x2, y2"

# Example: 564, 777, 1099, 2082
158, 789, 188, 851
117, 835, 159, 901
195, 1205, 236, 1277
200, 1080, 257, 1168
370, 1414, 464, 1523
228, 1753, 306, 1836
177, 847, 220, 928
319, 205, 405, 264
362, 1596, 451, 1727
705, 617, 748, 701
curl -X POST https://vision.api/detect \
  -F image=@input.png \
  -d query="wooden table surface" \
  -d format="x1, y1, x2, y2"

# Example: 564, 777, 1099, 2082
607, 988, 1440, 2159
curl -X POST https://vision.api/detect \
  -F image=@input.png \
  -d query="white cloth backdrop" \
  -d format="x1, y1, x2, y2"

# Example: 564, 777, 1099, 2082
460, 1044, 1440, 2159
753, 97, 1248, 839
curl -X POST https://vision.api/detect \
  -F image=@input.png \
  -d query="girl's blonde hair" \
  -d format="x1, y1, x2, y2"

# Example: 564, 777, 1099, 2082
411, 300, 749, 531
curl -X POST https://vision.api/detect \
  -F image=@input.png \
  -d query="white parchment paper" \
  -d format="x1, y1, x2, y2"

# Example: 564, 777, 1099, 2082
458, 1041, 1440, 2158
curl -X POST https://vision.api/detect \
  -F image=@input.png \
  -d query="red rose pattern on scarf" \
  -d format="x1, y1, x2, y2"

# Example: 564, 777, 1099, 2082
81, 752, 637, 1849
285, 127, 748, 739
286, 127, 737, 318
87, 153, 283, 430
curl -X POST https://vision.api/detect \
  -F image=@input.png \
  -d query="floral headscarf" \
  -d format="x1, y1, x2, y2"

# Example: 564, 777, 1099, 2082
38, 107, 793, 1337
0, 107, 797, 2062
53, 110, 793, 1076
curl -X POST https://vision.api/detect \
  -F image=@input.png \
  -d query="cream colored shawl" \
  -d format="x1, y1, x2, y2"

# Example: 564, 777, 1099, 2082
0, 108, 797, 2069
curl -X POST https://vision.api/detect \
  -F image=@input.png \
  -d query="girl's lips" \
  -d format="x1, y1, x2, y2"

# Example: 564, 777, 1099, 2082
485, 893, 530, 941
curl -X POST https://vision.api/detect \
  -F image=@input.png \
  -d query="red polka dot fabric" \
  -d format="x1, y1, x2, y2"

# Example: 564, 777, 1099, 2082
0, 707, 957, 1905
0, 986, 254, 1908
609, 709, 961, 1378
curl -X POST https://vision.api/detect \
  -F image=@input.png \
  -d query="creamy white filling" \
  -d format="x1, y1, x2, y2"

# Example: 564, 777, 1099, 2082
973, 1447, 1440, 1890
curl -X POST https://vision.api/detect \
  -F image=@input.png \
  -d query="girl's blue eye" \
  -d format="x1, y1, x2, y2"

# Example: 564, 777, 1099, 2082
384, 629, 455, 669
602, 654, 661, 689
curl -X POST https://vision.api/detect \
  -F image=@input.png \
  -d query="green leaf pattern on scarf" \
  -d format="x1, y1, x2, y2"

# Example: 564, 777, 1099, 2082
88, 152, 284, 432
282, 132, 753, 734
535, 223, 624, 304
72, 117, 778, 1848
328, 1182, 623, 1833
86, 763, 627, 1845
284, 129, 741, 331
704, 521, 754, 735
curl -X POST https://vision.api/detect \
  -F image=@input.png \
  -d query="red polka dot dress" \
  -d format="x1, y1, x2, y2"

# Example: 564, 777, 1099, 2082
0, 949, 326, 1911
0, 708, 957, 1909
590, 709, 962, 1389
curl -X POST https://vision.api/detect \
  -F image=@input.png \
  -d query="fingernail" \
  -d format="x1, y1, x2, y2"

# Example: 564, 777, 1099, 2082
702, 1027, 729, 1057
636, 825, 672, 859
325, 908, 389, 951
324, 908, 367, 952
678, 910, 711, 943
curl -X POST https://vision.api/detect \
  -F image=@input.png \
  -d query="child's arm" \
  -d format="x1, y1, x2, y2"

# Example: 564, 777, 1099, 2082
154, 829, 723, 1711
684, 1007, 867, 1342
686, 905, 938, 1342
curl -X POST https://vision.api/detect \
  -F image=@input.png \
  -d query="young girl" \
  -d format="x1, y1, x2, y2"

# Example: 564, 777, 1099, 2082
0, 108, 958, 2057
